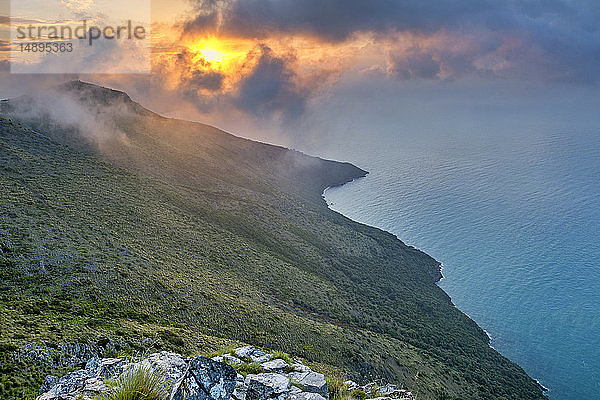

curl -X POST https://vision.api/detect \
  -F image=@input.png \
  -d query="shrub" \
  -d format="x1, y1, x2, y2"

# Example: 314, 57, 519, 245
98, 365, 170, 400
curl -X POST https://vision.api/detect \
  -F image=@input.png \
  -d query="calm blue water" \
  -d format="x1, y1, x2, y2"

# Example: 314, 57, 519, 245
321, 128, 600, 399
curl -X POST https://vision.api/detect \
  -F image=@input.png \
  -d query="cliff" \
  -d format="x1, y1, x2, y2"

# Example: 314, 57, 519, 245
0, 82, 545, 399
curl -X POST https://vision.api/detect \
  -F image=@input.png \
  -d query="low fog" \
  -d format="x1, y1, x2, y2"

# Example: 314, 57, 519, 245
1, 72, 599, 165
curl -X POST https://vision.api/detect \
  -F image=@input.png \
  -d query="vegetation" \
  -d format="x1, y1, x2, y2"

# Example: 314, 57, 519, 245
270, 351, 293, 366
327, 375, 350, 400
98, 365, 170, 400
350, 389, 367, 400
234, 362, 265, 377
0, 82, 547, 400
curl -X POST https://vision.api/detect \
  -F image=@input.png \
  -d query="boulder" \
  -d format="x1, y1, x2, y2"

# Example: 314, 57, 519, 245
379, 384, 398, 395
223, 354, 243, 364
36, 370, 109, 400
291, 363, 311, 373
250, 349, 271, 364
142, 351, 187, 383
261, 359, 289, 373
388, 390, 412, 400
85, 356, 128, 378
171, 355, 237, 400
245, 373, 291, 400
287, 371, 328, 399
232, 380, 248, 400
289, 385, 303, 395
235, 346, 256, 359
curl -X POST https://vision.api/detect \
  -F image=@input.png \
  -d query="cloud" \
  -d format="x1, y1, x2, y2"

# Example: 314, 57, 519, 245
148, 41, 330, 120
185, 0, 501, 41
155, 49, 225, 100
233, 44, 309, 118
184, 0, 600, 83
60, 0, 95, 11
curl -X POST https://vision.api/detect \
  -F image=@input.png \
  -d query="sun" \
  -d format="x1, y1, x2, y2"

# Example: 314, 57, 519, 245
200, 48, 224, 63
186, 36, 252, 71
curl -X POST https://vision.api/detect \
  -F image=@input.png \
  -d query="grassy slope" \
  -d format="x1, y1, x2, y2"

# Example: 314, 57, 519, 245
0, 83, 545, 400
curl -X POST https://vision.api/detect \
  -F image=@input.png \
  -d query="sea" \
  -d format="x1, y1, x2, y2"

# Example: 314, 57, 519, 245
318, 124, 600, 399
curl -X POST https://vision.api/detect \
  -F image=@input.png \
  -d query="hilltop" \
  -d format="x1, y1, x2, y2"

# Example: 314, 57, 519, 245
0, 82, 546, 399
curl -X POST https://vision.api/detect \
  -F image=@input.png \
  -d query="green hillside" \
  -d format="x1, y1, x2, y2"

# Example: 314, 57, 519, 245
0, 82, 545, 399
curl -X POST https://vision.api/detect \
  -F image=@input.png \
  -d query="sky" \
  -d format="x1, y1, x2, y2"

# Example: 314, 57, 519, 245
1, 0, 600, 146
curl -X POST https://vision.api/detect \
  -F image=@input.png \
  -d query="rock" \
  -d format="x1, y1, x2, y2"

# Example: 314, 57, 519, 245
251, 354, 272, 364
142, 351, 187, 383
246, 373, 291, 400
39, 376, 59, 395
85, 356, 128, 378
379, 384, 398, 395
233, 386, 247, 400
253, 349, 268, 358
360, 382, 378, 393
392, 390, 413, 400
289, 385, 303, 395
287, 393, 327, 400
287, 371, 328, 399
171, 355, 237, 400
233, 377, 249, 400
34, 349, 410, 400
250, 349, 271, 363
384, 390, 412, 399
36, 369, 109, 400
261, 359, 289, 373
291, 363, 311, 373
39, 369, 93, 398
81, 377, 109, 395
235, 346, 256, 359
223, 354, 243, 364
233, 346, 273, 363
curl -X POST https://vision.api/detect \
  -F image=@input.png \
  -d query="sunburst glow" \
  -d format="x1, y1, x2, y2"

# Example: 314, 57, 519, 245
187, 36, 251, 71
200, 48, 224, 63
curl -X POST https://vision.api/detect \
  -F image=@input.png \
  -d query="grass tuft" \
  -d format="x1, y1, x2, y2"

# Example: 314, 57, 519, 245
270, 350, 293, 365
327, 375, 350, 400
97, 365, 170, 400
235, 362, 265, 377
349, 389, 366, 400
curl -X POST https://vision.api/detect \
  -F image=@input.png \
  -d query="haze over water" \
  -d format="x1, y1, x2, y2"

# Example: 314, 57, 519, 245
304, 82, 600, 400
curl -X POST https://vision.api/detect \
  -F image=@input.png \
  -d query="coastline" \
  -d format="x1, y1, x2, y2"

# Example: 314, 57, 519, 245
323, 177, 444, 284
322, 171, 549, 396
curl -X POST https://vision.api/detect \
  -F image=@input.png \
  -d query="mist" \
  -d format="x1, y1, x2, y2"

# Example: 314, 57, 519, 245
2, 70, 599, 168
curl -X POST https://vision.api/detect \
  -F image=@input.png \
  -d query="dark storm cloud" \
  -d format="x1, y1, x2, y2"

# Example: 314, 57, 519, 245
234, 44, 309, 118
186, 0, 505, 41
186, 0, 600, 83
